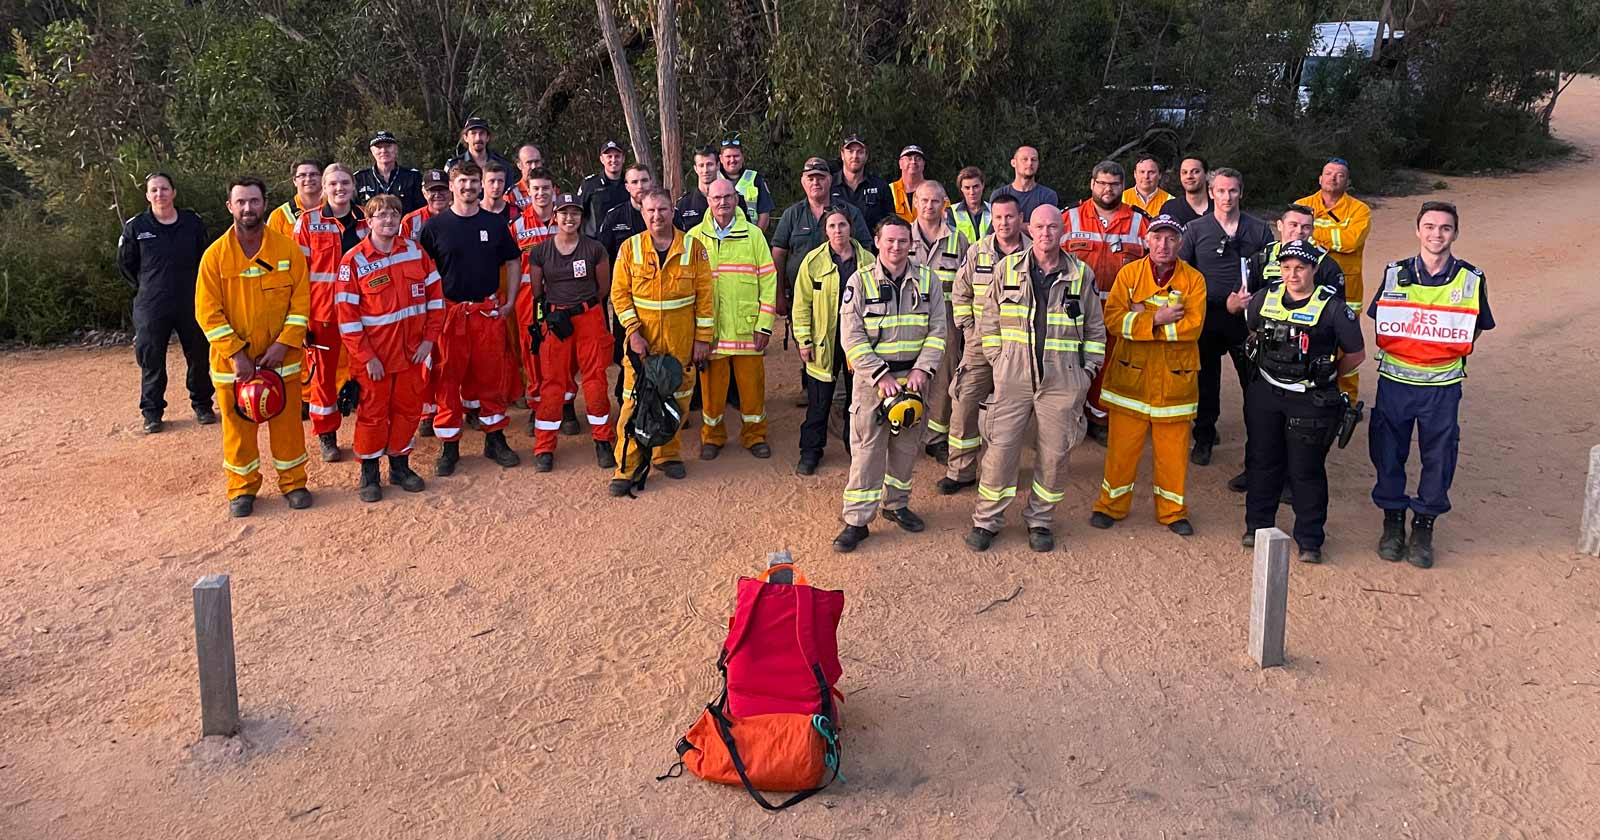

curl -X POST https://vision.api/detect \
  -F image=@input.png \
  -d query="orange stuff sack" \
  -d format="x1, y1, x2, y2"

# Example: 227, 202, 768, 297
678, 709, 829, 793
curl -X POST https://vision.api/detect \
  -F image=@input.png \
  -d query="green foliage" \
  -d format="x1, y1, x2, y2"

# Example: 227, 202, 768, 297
0, 0, 1591, 342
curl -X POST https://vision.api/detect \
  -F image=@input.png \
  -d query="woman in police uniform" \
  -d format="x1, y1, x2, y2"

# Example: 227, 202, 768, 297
1229, 240, 1365, 563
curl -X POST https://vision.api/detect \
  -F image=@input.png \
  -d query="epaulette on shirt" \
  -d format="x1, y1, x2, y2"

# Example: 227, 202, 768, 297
1456, 259, 1483, 277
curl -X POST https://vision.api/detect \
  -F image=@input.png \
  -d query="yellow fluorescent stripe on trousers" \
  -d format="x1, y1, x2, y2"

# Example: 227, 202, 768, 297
1099, 390, 1197, 418
1154, 486, 1185, 505
883, 475, 911, 491
979, 484, 1017, 501
843, 487, 883, 502
1101, 479, 1134, 498
273, 453, 308, 471
1031, 480, 1065, 503
947, 434, 982, 450
223, 458, 260, 475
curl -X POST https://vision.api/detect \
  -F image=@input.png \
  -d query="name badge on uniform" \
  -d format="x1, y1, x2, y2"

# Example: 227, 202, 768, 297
367, 273, 391, 291
479, 230, 489, 242
573, 259, 588, 278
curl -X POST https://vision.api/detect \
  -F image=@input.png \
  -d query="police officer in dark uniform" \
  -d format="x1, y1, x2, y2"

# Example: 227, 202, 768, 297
1235, 240, 1365, 564
117, 172, 215, 433
830, 134, 892, 232
1226, 204, 1348, 492
578, 140, 630, 239
353, 131, 424, 213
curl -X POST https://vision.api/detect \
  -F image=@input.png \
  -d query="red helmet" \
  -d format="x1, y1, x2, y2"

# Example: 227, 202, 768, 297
234, 369, 287, 424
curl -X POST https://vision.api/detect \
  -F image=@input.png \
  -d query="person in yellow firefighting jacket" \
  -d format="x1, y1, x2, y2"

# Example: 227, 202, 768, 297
939, 192, 1029, 494
833, 216, 947, 553
195, 176, 313, 518
1089, 213, 1207, 536
608, 188, 715, 496
965, 205, 1105, 552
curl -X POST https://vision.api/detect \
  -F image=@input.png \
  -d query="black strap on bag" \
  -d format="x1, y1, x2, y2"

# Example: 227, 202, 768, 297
700, 664, 841, 811
617, 350, 652, 498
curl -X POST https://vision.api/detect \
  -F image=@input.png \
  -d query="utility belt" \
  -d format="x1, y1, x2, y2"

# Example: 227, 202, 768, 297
884, 359, 916, 373
1262, 382, 1364, 449
534, 297, 602, 346
547, 296, 601, 314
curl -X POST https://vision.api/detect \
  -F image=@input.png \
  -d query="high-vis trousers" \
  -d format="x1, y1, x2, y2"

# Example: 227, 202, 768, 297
352, 364, 426, 461
922, 317, 962, 447
1370, 377, 1461, 517
534, 306, 614, 453
843, 373, 926, 527
305, 320, 349, 435
433, 302, 511, 441
220, 367, 308, 499
1094, 412, 1191, 525
973, 381, 1086, 532
515, 292, 580, 408
700, 354, 767, 448
945, 354, 993, 482
612, 353, 695, 480
1339, 275, 1363, 403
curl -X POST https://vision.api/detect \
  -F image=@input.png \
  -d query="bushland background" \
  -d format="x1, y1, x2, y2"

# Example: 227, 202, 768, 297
1, 0, 1594, 343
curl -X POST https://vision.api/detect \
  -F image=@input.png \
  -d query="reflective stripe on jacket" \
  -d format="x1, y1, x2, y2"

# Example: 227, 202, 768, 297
195, 227, 310, 384
687, 213, 779, 354
793, 241, 874, 382
335, 237, 445, 368
1102, 257, 1207, 420
1373, 259, 1481, 385
979, 250, 1106, 390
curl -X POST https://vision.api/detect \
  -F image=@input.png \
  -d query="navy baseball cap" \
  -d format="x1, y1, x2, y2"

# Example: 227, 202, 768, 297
599, 140, 624, 154
899, 145, 926, 159
801, 157, 831, 176
841, 134, 867, 149
369, 130, 399, 147
462, 116, 491, 132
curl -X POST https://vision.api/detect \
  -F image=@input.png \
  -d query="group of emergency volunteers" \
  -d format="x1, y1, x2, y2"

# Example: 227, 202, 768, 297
123, 120, 1492, 569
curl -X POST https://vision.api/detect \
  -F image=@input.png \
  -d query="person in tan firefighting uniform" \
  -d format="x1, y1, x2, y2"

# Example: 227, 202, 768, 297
907, 180, 970, 464
832, 216, 947, 553
938, 192, 1029, 494
965, 205, 1105, 553
1090, 213, 1207, 536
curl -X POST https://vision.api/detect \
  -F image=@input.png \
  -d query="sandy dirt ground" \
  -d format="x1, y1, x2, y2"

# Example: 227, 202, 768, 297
5, 83, 1600, 840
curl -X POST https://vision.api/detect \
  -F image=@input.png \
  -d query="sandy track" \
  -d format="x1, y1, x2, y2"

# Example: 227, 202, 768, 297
3, 82, 1599, 838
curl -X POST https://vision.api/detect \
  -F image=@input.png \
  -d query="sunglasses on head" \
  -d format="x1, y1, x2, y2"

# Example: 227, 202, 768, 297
720, 138, 741, 147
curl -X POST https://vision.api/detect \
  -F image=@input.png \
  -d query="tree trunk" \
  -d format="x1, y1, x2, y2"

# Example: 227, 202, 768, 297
656, 0, 683, 197
596, 0, 656, 173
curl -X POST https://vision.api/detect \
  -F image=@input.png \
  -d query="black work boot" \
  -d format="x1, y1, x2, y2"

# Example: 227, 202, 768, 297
228, 494, 255, 518
965, 527, 996, 552
924, 441, 949, 465
484, 431, 521, 468
561, 403, 581, 436
1407, 514, 1436, 569
595, 440, 616, 469
435, 441, 460, 476
389, 455, 425, 492
358, 459, 383, 503
319, 432, 341, 462
534, 452, 554, 472
1028, 527, 1055, 552
937, 476, 976, 495
1378, 509, 1408, 562
833, 524, 870, 553
419, 417, 435, 438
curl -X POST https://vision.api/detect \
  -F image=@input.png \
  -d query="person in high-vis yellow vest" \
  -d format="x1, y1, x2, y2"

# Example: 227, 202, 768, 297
1121, 153, 1173, 217
716, 138, 774, 230
946, 165, 992, 244
1299, 157, 1371, 403
688, 179, 779, 459
608, 188, 715, 496
1368, 201, 1494, 570
196, 176, 313, 518
1090, 214, 1206, 536
266, 159, 323, 238
907, 180, 970, 463
890, 145, 942, 222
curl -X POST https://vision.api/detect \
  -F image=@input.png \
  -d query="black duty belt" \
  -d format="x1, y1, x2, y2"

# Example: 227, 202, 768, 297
886, 359, 916, 373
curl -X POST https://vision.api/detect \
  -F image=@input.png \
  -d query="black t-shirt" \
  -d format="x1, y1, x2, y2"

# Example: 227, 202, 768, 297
1246, 285, 1365, 353
530, 236, 609, 306
117, 209, 208, 314
419, 207, 521, 302
329, 207, 365, 255
1179, 213, 1275, 303
831, 172, 893, 231
598, 202, 647, 261
1158, 194, 1212, 227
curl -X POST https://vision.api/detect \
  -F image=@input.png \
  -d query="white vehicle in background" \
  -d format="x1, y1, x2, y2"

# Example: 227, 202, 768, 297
1299, 20, 1405, 109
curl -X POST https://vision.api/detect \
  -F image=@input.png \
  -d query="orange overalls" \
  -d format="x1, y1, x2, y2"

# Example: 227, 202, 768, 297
1298, 190, 1371, 402
335, 238, 445, 460
292, 206, 366, 435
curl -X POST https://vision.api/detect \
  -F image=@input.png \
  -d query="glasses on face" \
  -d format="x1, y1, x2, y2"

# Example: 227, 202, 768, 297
1092, 180, 1121, 189
294, 172, 319, 181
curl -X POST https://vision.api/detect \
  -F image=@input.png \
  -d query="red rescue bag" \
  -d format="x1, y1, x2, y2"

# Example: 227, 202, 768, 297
664, 564, 845, 810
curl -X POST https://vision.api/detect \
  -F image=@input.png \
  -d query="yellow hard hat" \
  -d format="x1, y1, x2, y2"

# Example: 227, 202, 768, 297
879, 390, 924, 436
